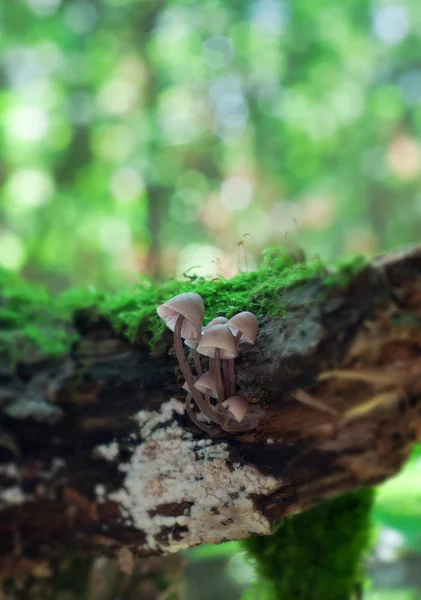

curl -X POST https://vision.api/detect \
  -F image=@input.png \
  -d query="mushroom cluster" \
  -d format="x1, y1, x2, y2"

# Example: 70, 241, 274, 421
157, 292, 261, 435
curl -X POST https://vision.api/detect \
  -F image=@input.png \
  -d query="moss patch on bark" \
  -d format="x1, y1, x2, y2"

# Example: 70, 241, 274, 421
242, 488, 374, 600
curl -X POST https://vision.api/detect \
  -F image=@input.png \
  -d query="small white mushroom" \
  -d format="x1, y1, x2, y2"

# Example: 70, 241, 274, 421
222, 396, 249, 423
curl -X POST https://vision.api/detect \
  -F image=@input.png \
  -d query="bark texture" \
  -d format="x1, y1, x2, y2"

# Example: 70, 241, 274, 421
1, 246, 421, 574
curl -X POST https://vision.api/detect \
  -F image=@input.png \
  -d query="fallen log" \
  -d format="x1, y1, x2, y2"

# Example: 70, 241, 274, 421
1, 246, 420, 568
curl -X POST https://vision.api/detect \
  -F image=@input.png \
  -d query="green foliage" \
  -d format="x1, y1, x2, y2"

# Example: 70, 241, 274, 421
1, 0, 421, 288
374, 444, 421, 553
186, 540, 242, 561
242, 489, 375, 600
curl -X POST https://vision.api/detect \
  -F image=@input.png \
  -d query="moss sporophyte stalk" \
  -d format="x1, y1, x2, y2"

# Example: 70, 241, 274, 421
0, 249, 368, 363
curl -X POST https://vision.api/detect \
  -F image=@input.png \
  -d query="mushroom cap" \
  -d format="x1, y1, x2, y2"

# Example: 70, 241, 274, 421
226, 311, 258, 344
196, 324, 238, 359
182, 377, 200, 395
184, 337, 199, 350
182, 381, 192, 394
183, 376, 217, 399
194, 370, 218, 395
203, 316, 228, 331
222, 396, 249, 423
157, 292, 204, 339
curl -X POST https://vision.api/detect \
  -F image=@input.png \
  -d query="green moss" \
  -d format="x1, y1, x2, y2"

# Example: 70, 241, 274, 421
323, 253, 368, 288
0, 248, 369, 361
242, 488, 375, 600
0, 268, 103, 362
100, 250, 330, 347
100, 249, 370, 348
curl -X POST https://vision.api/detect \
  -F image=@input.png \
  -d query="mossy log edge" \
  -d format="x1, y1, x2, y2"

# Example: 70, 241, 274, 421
1, 246, 421, 570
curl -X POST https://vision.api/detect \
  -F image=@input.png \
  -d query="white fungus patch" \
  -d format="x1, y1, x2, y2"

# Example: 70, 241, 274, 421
96, 441, 119, 462
0, 463, 19, 478
0, 486, 32, 507
105, 398, 284, 553
95, 484, 106, 503
38, 457, 66, 480
0, 457, 66, 511
134, 396, 185, 438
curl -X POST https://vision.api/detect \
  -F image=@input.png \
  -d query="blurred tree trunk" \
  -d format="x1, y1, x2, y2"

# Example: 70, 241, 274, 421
132, 2, 168, 281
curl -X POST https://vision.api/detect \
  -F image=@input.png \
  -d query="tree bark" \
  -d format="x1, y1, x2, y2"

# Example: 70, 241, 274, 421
1, 246, 421, 574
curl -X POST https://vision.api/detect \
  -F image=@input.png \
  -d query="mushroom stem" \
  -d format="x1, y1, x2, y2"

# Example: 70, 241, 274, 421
228, 360, 236, 397
185, 395, 220, 436
174, 315, 223, 425
228, 331, 242, 396
223, 360, 230, 396
194, 350, 203, 377
214, 348, 225, 403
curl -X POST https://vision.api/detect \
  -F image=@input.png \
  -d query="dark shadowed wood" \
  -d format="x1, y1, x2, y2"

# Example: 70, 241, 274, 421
1, 246, 421, 578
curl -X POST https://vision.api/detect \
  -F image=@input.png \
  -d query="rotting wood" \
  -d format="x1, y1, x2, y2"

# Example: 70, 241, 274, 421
1, 246, 421, 571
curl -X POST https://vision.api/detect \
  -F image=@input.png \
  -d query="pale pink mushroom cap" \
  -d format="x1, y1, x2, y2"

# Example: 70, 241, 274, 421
184, 337, 199, 349
203, 316, 228, 331
222, 396, 249, 423
157, 292, 204, 340
183, 378, 217, 400
182, 381, 193, 394
182, 376, 199, 395
196, 324, 238, 359
226, 311, 259, 344
194, 370, 218, 396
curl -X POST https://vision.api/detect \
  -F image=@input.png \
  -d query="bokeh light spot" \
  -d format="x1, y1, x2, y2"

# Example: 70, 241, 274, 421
251, 0, 288, 35
158, 88, 203, 145
202, 36, 234, 69
209, 75, 249, 138
27, 0, 62, 17
64, 0, 98, 35
98, 79, 140, 116
398, 71, 421, 106
7, 168, 54, 209
300, 195, 336, 231
110, 167, 144, 203
92, 125, 137, 161
177, 244, 231, 278
221, 177, 253, 212
373, 5, 409, 45
99, 218, 132, 253
6, 105, 48, 142
344, 226, 378, 253
387, 135, 421, 180
0, 232, 26, 270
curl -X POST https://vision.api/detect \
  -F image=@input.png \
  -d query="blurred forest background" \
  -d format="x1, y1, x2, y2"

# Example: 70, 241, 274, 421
1, 0, 421, 598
